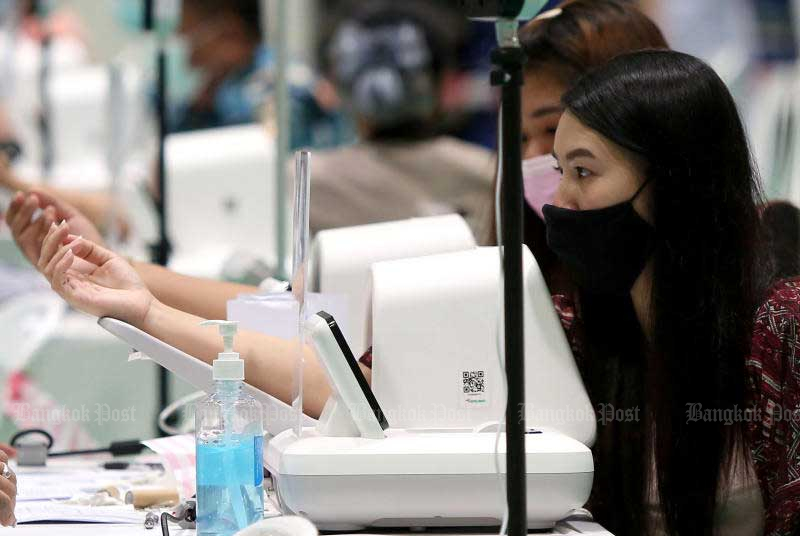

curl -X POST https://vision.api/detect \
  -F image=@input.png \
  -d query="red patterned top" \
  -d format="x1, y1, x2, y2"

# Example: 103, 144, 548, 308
359, 279, 800, 533
745, 279, 800, 534
554, 280, 800, 535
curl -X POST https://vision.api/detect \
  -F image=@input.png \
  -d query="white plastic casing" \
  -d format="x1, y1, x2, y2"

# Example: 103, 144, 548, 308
309, 215, 477, 356
202, 320, 245, 381
212, 352, 245, 381
265, 427, 593, 531
370, 246, 596, 446
165, 124, 285, 278
305, 313, 386, 440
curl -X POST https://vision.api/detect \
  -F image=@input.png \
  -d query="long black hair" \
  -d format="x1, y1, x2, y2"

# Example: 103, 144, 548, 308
562, 50, 770, 535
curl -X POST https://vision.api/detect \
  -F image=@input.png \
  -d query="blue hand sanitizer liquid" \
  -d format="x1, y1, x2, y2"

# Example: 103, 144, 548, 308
195, 322, 265, 536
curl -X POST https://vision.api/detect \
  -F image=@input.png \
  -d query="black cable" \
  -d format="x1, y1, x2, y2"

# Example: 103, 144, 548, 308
161, 511, 179, 536
9, 429, 53, 449
10, 431, 143, 458
49, 439, 145, 458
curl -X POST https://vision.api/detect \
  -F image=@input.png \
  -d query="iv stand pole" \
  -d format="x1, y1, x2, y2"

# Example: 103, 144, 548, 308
144, 0, 173, 436
36, 0, 52, 179
493, 19, 528, 536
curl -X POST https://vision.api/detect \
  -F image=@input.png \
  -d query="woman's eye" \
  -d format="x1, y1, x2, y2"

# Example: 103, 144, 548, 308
546, 127, 557, 135
575, 166, 592, 178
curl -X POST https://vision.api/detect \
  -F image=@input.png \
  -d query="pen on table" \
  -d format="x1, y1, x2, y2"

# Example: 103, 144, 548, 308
102, 461, 164, 471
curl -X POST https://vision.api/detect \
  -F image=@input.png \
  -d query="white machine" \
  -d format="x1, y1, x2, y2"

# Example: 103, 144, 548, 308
12, 64, 147, 184
265, 310, 594, 530
165, 124, 285, 278
371, 246, 596, 444
309, 214, 477, 356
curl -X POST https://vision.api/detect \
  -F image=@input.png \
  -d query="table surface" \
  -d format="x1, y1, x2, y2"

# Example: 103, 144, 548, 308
7, 521, 613, 535
6, 446, 613, 536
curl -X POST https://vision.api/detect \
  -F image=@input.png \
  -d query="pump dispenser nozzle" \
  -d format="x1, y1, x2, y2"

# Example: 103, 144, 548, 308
201, 320, 244, 381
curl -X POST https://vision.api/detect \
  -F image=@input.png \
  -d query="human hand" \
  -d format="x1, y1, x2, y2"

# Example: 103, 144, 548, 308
0, 444, 16, 459
5, 189, 105, 267
0, 450, 16, 527
39, 222, 155, 327
0, 153, 25, 193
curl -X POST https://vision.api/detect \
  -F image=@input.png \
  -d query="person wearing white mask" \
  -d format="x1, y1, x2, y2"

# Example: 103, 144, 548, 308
491, 0, 669, 294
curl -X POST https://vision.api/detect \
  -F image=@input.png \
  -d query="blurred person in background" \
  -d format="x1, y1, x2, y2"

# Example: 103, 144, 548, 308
167, 0, 267, 132
303, 0, 494, 237
4, 0, 494, 321
169, 0, 353, 148
0, 0, 351, 238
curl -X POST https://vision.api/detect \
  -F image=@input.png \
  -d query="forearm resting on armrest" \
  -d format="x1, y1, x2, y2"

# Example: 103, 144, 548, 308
140, 300, 371, 419
132, 260, 259, 320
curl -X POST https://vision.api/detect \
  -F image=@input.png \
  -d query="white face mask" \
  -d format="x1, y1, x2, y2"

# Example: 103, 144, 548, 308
522, 153, 561, 220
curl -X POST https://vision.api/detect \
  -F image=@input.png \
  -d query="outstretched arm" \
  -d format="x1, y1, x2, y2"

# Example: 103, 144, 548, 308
6, 190, 259, 320
37, 223, 361, 418
130, 260, 257, 320
0, 166, 130, 239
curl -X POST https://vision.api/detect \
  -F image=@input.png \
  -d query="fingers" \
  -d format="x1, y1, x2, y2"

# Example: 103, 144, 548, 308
0, 459, 16, 528
0, 444, 14, 459
0, 462, 15, 487
0, 450, 7, 464
8, 192, 38, 237
4, 191, 22, 227
21, 204, 56, 247
0, 489, 15, 527
38, 220, 69, 272
68, 236, 116, 267
29, 187, 77, 219
50, 247, 75, 295
43, 240, 73, 282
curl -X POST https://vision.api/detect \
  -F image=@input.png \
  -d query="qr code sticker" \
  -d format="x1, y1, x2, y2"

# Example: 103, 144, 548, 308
462, 370, 486, 394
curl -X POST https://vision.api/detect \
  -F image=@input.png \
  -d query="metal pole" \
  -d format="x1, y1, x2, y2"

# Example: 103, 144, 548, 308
37, 6, 52, 179
492, 20, 527, 536
145, 0, 172, 435
272, 0, 290, 279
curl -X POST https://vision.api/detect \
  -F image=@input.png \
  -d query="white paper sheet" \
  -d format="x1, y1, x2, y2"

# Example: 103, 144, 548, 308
16, 469, 158, 502
15, 503, 144, 524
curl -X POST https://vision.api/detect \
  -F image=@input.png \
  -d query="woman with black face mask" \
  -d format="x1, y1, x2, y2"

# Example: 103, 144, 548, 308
542, 49, 796, 535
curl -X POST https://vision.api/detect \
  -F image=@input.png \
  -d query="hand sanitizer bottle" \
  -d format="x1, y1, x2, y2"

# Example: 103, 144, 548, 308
195, 321, 264, 536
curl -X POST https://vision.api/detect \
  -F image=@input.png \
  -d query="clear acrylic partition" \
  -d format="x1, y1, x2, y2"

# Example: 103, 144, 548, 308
291, 150, 311, 437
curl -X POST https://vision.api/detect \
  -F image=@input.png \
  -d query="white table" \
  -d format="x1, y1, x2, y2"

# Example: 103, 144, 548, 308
8, 521, 612, 535
6, 440, 613, 535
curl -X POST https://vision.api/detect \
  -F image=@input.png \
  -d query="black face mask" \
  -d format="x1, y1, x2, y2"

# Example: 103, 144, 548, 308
542, 181, 656, 295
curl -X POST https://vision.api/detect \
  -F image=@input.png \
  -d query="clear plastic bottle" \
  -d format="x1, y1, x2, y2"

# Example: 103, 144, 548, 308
195, 321, 264, 536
